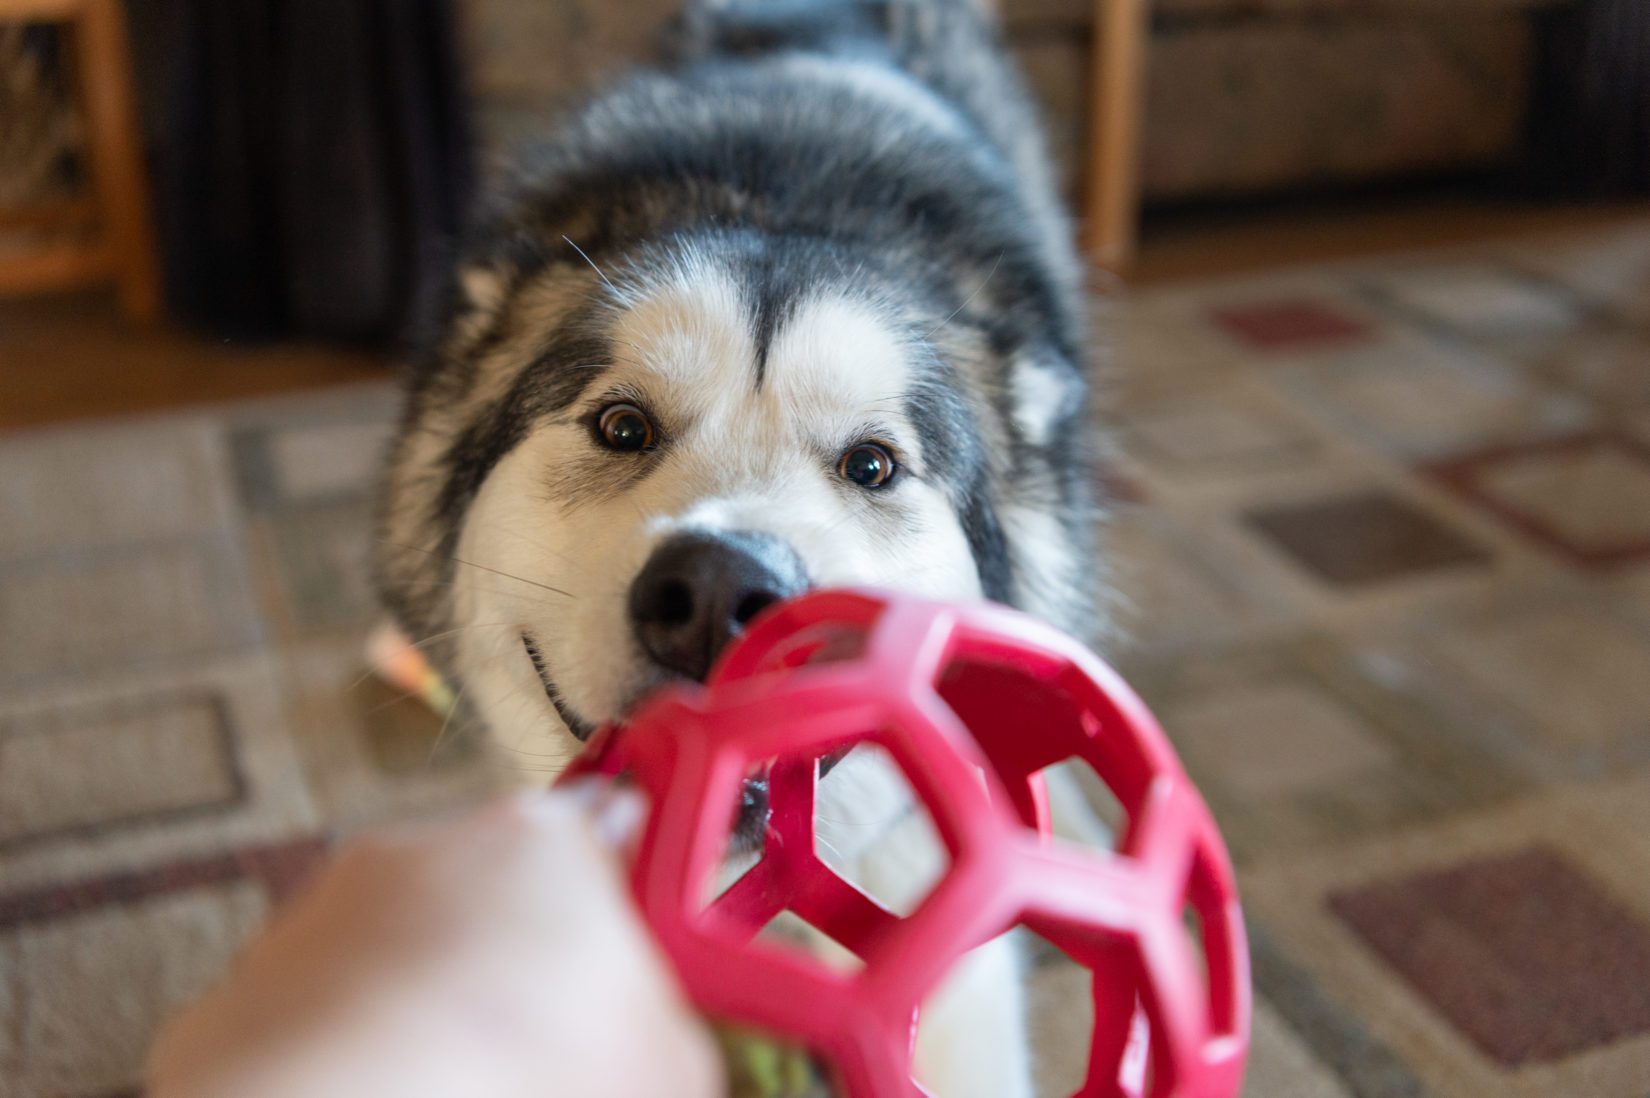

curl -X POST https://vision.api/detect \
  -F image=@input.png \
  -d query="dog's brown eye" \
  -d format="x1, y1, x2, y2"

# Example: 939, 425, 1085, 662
838, 443, 895, 489
597, 403, 655, 452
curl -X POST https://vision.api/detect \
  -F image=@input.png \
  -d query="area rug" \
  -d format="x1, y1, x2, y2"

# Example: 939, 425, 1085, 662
2, 217, 1648, 1097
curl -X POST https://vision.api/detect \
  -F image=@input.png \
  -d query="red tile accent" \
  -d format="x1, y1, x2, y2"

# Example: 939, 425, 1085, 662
1427, 432, 1650, 570
1210, 299, 1375, 350
1330, 846, 1650, 1065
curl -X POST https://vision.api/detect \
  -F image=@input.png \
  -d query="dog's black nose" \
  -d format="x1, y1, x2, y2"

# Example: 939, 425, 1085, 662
628, 530, 809, 681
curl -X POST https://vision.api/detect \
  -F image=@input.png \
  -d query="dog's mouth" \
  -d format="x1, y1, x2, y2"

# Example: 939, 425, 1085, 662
521, 629, 776, 846
520, 632, 598, 741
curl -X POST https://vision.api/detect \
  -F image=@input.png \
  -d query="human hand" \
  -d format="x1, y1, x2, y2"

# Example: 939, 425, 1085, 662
148, 786, 723, 1098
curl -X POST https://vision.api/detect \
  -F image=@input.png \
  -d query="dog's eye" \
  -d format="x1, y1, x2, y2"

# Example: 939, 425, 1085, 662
838, 443, 895, 489
596, 403, 656, 452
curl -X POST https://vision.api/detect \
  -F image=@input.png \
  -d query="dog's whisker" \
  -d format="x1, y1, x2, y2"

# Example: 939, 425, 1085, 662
478, 522, 591, 576
562, 234, 624, 299
922, 251, 1004, 341
422, 683, 469, 769
416, 575, 573, 612
379, 538, 577, 599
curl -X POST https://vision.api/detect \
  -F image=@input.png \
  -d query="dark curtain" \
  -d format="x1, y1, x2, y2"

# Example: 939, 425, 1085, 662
130, 0, 475, 344
1525, 0, 1650, 198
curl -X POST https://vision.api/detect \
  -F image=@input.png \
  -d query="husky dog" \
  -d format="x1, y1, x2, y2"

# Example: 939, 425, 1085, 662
376, 0, 1099, 1092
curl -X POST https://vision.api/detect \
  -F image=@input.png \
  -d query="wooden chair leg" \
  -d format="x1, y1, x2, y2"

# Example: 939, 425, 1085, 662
1082, 0, 1149, 276
70, 0, 160, 322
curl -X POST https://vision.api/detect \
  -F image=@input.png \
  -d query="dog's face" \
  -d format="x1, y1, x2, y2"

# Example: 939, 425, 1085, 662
378, 234, 1088, 765
462, 247, 982, 748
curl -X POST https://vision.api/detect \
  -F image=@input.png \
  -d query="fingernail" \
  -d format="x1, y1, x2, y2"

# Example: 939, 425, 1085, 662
556, 778, 605, 811
592, 787, 647, 848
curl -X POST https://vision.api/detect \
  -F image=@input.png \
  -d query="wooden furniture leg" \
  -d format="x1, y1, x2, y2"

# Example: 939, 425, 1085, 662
0, 0, 160, 322
72, 0, 159, 321
1082, 0, 1149, 276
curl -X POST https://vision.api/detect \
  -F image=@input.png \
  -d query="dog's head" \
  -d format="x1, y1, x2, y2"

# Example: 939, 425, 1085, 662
378, 228, 1094, 764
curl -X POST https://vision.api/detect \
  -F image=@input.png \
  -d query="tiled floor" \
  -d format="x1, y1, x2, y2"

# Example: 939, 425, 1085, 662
1, 216, 1647, 1097
1108, 216, 1650, 1098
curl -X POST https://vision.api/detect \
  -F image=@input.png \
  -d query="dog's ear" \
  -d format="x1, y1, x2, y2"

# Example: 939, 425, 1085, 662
1006, 344, 1086, 452
458, 264, 509, 317
397, 259, 509, 391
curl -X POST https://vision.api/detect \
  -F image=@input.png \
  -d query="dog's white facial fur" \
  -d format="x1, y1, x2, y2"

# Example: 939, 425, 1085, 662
450, 255, 983, 766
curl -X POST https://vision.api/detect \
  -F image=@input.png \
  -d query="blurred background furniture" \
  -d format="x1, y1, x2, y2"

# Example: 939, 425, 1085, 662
1082, 0, 1147, 272
1027, 0, 1650, 272
125, 0, 474, 343
0, 0, 159, 321
3, 0, 1645, 339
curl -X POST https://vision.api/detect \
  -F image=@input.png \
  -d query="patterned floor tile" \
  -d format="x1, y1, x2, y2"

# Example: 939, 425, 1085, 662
1242, 790, 1650, 1098
1135, 641, 1526, 863
0, 881, 269, 1096
1271, 342, 1586, 458
0, 693, 240, 850
1123, 384, 1321, 476
1329, 845, 1650, 1066
0, 420, 233, 559
255, 497, 380, 634
230, 400, 396, 511
1430, 434, 1650, 570
0, 656, 319, 895
0, 536, 264, 689
1243, 489, 1492, 587
266, 419, 393, 502
1209, 298, 1376, 351
1242, 999, 1354, 1098
1627, 406, 1650, 447
1168, 681, 1395, 801
1531, 327, 1650, 406
1245, 922, 1436, 1098
1420, 598, 1650, 764
1501, 223, 1650, 324
1107, 509, 1298, 658
1359, 262, 1591, 346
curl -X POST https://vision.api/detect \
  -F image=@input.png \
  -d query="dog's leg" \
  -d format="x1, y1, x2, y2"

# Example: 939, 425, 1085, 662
816, 751, 1037, 1098
913, 933, 1035, 1098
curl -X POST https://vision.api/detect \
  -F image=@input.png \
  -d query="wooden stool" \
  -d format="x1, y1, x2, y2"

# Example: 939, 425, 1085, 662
1082, 0, 1149, 276
0, 0, 159, 322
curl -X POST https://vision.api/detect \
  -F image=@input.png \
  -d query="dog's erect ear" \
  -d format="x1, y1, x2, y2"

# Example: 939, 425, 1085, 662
1007, 345, 1085, 451
459, 264, 508, 316
424, 261, 512, 373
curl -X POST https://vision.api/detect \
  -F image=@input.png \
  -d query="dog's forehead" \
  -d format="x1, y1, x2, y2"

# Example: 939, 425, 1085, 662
611, 262, 914, 419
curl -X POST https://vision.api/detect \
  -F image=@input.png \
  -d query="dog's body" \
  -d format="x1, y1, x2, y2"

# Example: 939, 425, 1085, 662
376, 1, 1099, 1092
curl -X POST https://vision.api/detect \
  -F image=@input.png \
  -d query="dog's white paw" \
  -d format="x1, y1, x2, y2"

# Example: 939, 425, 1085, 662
913, 932, 1037, 1098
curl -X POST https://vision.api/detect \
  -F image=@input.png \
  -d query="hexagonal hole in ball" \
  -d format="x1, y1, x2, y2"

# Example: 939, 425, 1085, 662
916, 926, 1102, 1098
814, 741, 951, 918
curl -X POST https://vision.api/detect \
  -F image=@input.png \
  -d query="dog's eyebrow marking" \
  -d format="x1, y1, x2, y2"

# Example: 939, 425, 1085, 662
433, 323, 614, 543
743, 249, 805, 390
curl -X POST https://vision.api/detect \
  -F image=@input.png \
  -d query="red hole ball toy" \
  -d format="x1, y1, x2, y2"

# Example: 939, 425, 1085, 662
558, 589, 1250, 1098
